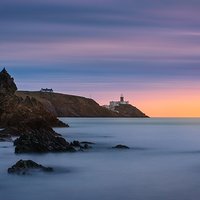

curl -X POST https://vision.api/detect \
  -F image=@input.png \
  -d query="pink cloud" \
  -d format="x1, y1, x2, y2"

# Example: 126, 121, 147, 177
1, 32, 200, 63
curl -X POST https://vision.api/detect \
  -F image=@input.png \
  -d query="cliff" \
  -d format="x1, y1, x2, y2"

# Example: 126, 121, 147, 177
0, 68, 68, 129
114, 104, 148, 118
16, 91, 149, 118
0, 68, 82, 153
16, 91, 119, 117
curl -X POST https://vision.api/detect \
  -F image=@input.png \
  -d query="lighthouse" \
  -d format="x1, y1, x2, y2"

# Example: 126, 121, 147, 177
120, 94, 124, 102
119, 94, 129, 104
103, 94, 129, 111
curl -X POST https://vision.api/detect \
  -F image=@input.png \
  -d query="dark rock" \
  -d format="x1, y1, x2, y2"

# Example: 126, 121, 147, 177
112, 144, 130, 149
70, 140, 81, 147
0, 68, 17, 95
70, 140, 93, 150
0, 68, 69, 130
0, 127, 20, 136
8, 160, 53, 175
83, 143, 91, 149
14, 121, 76, 153
80, 141, 95, 145
0, 137, 12, 142
0, 68, 78, 154
0, 128, 15, 142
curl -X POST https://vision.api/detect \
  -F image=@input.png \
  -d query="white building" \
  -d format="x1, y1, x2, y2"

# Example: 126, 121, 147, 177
40, 88, 53, 92
103, 95, 129, 111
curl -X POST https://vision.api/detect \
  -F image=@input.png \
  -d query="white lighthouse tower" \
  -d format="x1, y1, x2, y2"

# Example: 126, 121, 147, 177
108, 94, 129, 110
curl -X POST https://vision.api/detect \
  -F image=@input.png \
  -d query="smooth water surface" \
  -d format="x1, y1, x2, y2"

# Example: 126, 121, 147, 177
1, 118, 200, 200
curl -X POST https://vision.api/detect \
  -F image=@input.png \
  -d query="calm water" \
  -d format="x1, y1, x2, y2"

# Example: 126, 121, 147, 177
1, 118, 200, 200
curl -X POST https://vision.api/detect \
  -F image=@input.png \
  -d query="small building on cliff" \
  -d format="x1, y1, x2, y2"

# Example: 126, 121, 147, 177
40, 88, 53, 93
103, 95, 129, 111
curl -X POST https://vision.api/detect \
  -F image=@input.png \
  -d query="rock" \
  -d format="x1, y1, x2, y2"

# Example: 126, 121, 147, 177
0, 127, 20, 137
0, 137, 12, 142
8, 160, 53, 175
0, 128, 13, 142
14, 120, 76, 153
70, 140, 93, 150
71, 140, 81, 147
112, 144, 130, 149
0, 68, 81, 153
0, 68, 17, 95
0, 68, 69, 130
83, 143, 91, 149
80, 141, 95, 145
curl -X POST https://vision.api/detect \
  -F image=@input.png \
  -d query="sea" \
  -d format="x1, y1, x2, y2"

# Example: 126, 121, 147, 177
1, 118, 200, 200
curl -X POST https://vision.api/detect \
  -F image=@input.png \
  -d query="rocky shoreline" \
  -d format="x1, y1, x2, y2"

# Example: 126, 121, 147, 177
8, 160, 54, 175
0, 68, 130, 175
0, 68, 81, 154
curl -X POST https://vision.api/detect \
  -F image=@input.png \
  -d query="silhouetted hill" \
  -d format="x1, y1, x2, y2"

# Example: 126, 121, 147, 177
16, 91, 149, 118
0, 68, 67, 129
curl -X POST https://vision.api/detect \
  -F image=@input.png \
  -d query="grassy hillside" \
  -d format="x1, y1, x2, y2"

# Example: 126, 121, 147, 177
16, 91, 148, 118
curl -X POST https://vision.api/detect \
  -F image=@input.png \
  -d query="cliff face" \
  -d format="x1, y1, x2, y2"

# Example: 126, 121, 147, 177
0, 68, 17, 95
0, 68, 79, 153
0, 67, 148, 127
0, 69, 67, 129
16, 91, 119, 117
16, 91, 149, 118
114, 104, 148, 118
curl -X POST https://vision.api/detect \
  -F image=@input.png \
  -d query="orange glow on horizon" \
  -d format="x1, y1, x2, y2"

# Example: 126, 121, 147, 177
95, 89, 200, 117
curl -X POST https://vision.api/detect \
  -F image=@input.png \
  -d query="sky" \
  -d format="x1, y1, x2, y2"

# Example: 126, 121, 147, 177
1, 0, 200, 117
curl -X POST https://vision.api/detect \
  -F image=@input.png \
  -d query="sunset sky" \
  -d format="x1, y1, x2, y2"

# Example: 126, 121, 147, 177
1, 0, 200, 117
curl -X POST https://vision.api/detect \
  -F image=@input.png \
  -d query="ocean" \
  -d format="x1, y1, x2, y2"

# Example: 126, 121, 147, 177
1, 118, 200, 200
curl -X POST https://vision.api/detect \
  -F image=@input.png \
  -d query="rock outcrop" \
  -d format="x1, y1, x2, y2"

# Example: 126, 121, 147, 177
0, 68, 17, 95
0, 68, 73, 154
112, 144, 130, 149
0, 68, 68, 133
0, 132, 12, 142
8, 160, 53, 175
70, 140, 93, 151
14, 118, 75, 153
